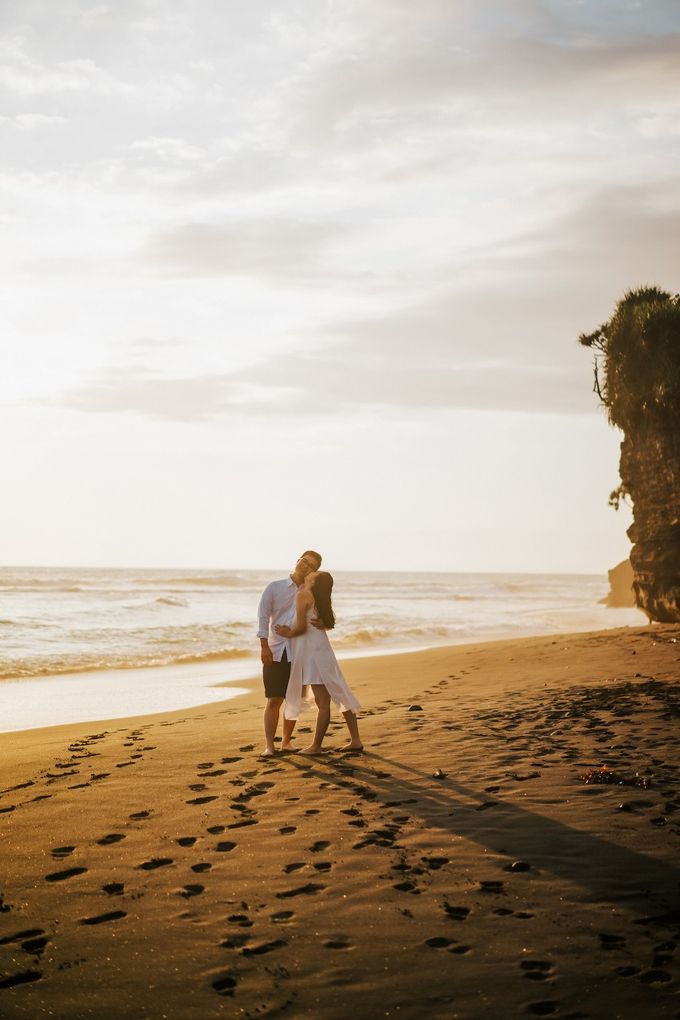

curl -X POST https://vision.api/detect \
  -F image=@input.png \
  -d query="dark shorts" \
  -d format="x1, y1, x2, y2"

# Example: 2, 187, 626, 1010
263, 649, 291, 699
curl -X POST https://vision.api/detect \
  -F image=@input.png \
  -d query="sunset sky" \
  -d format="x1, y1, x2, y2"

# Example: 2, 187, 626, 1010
2, 0, 679, 573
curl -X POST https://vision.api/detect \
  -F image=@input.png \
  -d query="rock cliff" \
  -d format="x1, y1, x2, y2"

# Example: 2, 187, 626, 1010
601, 558, 635, 608
580, 287, 680, 623
619, 427, 680, 621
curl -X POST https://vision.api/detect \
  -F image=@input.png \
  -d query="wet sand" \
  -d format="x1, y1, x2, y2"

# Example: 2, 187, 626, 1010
1, 626, 679, 1019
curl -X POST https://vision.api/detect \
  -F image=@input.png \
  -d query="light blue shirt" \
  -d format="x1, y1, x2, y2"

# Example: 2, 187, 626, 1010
257, 576, 298, 662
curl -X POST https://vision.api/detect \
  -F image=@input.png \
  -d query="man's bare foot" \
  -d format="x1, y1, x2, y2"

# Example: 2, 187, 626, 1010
259, 748, 275, 758
337, 743, 364, 753
281, 744, 299, 754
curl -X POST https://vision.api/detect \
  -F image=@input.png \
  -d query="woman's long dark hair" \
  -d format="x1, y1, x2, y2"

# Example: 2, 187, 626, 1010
312, 571, 335, 630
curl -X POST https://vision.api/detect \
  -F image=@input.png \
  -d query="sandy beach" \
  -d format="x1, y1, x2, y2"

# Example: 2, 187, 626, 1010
1, 625, 679, 1019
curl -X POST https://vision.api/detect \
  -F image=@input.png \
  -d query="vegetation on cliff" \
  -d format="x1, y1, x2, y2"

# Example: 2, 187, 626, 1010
580, 287, 680, 623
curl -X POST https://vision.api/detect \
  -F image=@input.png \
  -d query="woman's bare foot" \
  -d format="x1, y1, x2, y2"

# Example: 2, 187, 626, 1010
281, 743, 299, 754
259, 747, 275, 758
337, 743, 364, 752
301, 744, 325, 755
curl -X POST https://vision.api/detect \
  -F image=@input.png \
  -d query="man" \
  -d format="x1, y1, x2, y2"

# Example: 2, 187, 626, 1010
257, 550, 322, 756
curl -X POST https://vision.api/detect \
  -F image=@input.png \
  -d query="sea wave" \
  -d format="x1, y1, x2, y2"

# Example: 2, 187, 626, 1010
333, 623, 456, 647
158, 575, 259, 589
0, 645, 252, 682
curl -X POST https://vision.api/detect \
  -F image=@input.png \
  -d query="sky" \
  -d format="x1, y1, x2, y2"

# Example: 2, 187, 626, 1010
2, 0, 679, 573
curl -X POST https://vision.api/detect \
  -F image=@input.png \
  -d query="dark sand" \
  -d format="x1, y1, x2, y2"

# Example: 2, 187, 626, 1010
1, 626, 679, 1019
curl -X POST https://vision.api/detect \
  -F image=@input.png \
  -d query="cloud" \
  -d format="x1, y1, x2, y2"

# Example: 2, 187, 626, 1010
0, 113, 66, 130
280, 7, 680, 151
140, 217, 352, 281
54, 176, 680, 423
0, 48, 134, 97
58, 366, 259, 422
56, 349, 594, 423
130, 136, 207, 162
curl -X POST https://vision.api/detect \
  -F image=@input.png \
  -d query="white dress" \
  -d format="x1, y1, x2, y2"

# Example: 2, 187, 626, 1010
284, 608, 361, 721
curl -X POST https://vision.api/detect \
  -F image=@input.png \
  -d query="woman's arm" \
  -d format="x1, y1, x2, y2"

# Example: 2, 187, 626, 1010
275, 590, 312, 637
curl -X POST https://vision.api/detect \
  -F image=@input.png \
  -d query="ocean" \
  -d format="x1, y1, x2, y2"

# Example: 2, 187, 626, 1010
0, 566, 645, 732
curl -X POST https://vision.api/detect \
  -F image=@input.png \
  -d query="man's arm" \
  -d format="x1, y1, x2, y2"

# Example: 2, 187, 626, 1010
257, 584, 274, 665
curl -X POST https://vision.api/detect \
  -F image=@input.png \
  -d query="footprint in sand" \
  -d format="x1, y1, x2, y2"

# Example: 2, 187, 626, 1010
221, 933, 250, 948
79, 911, 127, 926
187, 795, 218, 805
20, 935, 49, 957
215, 841, 237, 853
129, 810, 152, 820
279, 825, 296, 835
191, 863, 212, 873
45, 867, 87, 883
0, 971, 42, 989
276, 883, 326, 899
324, 937, 352, 950
207, 825, 225, 834
444, 905, 470, 921
392, 881, 420, 894
425, 937, 457, 949
0, 928, 45, 947
422, 856, 449, 871
309, 840, 330, 853
283, 862, 305, 874
639, 969, 672, 984
271, 911, 294, 923
197, 762, 214, 769
241, 939, 287, 957
137, 858, 173, 870
221, 756, 242, 764
179, 884, 204, 898
227, 914, 253, 927
212, 973, 239, 996
313, 862, 332, 872
189, 783, 207, 792
51, 846, 75, 859
479, 880, 504, 894
228, 818, 258, 829
176, 837, 197, 847
102, 883, 124, 895
520, 961, 555, 981
525, 1002, 559, 1016
97, 833, 126, 846
599, 933, 626, 950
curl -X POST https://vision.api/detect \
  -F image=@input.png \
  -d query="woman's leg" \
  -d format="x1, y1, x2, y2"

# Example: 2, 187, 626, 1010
339, 710, 363, 751
303, 685, 331, 753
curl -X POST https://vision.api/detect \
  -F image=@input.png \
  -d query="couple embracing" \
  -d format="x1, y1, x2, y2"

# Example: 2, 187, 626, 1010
257, 550, 363, 757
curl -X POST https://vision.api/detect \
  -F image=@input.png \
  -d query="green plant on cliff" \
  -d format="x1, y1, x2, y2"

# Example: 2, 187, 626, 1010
579, 286, 680, 431
579, 286, 680, 623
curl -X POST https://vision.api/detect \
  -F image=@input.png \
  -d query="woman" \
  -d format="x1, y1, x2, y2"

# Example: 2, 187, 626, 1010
275, 571, 363, 754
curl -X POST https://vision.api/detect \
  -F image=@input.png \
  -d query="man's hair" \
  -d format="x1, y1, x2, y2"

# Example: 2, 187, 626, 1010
302, 549, 322, 568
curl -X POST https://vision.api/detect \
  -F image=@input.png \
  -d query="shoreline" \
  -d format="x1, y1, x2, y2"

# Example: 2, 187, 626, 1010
0, 608, 645, 735
1, 624, 678, 1019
